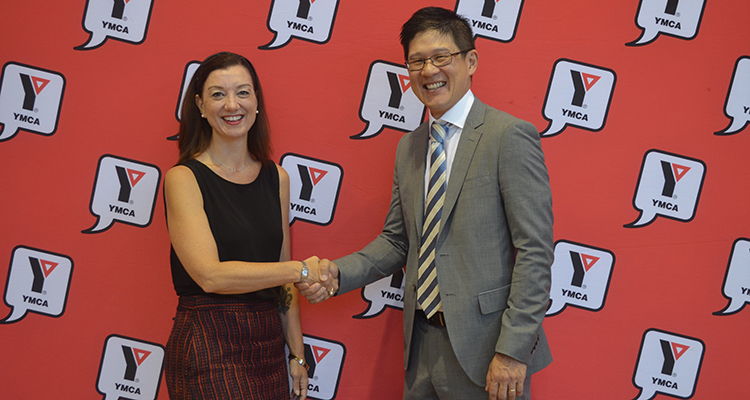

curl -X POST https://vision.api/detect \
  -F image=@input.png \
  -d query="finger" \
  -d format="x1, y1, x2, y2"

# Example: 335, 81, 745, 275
319, 259, 330, 282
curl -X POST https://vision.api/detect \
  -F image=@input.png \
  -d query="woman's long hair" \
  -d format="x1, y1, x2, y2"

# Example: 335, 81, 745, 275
176, 52, 272, 165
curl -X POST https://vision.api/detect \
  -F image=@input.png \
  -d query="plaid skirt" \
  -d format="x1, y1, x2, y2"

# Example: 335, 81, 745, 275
165, 295, 288, 400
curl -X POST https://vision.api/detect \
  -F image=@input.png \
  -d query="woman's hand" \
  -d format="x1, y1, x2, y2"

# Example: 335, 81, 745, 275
289, 359, 309, 399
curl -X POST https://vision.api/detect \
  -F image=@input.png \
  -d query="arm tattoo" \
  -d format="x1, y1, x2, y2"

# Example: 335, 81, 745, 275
278, 286, 292, 315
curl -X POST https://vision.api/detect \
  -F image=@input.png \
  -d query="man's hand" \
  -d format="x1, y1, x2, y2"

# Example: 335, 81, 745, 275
295, 258, 339, 304
485, 353, 527, 400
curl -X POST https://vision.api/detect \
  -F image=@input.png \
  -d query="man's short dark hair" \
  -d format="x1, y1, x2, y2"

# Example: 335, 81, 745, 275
399, 7, 476, 60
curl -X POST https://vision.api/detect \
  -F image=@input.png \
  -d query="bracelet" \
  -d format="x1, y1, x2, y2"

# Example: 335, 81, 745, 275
298, 260, 308, 283
288, 353, 309, 371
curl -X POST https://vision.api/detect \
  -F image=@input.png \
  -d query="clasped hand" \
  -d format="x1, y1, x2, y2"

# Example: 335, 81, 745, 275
296, 258, 339, 303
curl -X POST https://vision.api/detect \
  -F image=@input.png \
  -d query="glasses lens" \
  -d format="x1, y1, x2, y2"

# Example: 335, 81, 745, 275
432, 54, 452, 67
408, 60, 424, 71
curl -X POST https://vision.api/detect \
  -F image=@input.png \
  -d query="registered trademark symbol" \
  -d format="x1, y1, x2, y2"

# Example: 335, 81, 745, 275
400, 106, 405, 111
673, 195, 678, 200
582, 104, 588, 109
673, 373, 677, 378
310, 198, 316, 204
493, 15, 498, 20
676, 12, 681, 17
135, 378, 140, 383
124, 17, 128, 22
34, 108, 39, 113
582, 284, 587, 290
130, 200, 134, 205
308, 17, 313, 22
313, 376, 319, 381
42, 290, 47, 295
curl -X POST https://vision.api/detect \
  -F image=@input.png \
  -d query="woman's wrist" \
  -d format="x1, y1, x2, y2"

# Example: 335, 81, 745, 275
288, 353, 309, 370
298, 260, 308, 283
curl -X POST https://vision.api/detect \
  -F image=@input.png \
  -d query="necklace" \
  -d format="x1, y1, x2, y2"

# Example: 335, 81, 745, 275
207, 150, 251, 173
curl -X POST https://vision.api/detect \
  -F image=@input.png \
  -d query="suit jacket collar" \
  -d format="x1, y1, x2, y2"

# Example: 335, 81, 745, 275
413, 98, 487, 241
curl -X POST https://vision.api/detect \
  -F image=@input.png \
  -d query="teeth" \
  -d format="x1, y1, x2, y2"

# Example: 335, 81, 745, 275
426, 82, 445, 90
223, 115, 242, 122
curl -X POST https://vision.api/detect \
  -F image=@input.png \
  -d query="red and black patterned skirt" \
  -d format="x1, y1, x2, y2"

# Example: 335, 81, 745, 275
165, 295, 288, 400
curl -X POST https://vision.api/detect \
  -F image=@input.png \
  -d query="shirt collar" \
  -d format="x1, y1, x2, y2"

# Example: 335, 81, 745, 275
428, 90, 475, 134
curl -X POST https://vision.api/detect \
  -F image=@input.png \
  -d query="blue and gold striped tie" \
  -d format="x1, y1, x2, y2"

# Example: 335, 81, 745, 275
418, 121, 448, 319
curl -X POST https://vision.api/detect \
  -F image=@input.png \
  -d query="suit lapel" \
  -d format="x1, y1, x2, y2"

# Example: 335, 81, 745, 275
441, 100, 486, 231
410, 123, 429, 241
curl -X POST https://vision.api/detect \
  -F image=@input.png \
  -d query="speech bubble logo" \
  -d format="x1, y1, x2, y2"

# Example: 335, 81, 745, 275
626, 0, 706, 46
75, 0, 155, 50
632, 329, 705, 400
280, 153, 343, 226
353, 269, 406, 319
259, 0, 340, 50
96, 334, 165, 400
715, 56, 750, 135
714, 238, 750, 315
286, 334, 345, 400
83, 155, 161, 233
1, 245, 74, 324
352, 60, 427, 139
540, 59, 616, 137
547, 240, 615, 317
455, 0, 524, 42
625, 150, 706, 228
0, 62, 66, 141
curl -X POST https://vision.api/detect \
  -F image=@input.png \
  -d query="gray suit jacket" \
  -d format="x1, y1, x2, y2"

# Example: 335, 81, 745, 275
336, 98, 554, 386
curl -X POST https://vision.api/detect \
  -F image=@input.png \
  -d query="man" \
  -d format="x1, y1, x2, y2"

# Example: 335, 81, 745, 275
299, 7, 553, 400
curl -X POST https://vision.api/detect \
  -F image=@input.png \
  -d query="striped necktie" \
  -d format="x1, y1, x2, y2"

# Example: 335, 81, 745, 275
417, 121, 448, 319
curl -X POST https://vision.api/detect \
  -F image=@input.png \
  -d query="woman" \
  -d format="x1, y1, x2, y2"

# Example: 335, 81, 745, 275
164, 52, 315, 400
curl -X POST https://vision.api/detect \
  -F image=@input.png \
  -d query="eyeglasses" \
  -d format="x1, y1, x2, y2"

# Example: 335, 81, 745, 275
405, 50, 472, 71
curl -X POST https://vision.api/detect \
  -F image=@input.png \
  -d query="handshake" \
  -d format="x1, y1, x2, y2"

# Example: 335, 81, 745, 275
295, 256, 340, 304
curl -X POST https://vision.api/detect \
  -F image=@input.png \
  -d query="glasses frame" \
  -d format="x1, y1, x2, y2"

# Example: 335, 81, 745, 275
405, 50, 473, 72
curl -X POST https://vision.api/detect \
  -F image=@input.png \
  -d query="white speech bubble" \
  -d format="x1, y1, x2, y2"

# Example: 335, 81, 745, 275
540, 59, 616, 137
0, 62, 66, 141
714, 238, 750, 315
627, 0, 706, 46
715, 56, 750, 135
625, 150, 706, 228
632, 329, 705, 400
96, 334, 165, 400
281, 153, 343, 226
455, 0, 524, 42
1, 246, 73, 324
353, 269, 406, 319
259, 0, 340, 50
352, 60, 427, 139
288, 335, 346, 400
75, 0, 155, 50
547, 240, 615, 316
83, 155, 161, 233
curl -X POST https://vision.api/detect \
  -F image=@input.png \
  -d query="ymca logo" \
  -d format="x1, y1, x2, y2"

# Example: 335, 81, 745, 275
627, 0, 707, 46
715, 56, 750, 135
632, 329, 705, 400
289, 335, 346, 400
280, 153, 343, 226
455, 0, 525, 43
540, 59, 616, 137
260, 0, 340, 49
0, 62, 66, 141
75, 0, 155, 50
714, 238, 750, 315
1, 246, 74, 324
96, 335, 165, 400
354, 268, 406, 318
547, 241, 615, 316
352, 60, 426, 139
625, 149, 706, 228
83, 154, 161, 233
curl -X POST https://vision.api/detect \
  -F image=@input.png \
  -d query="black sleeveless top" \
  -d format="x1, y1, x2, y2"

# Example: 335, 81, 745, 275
169, 159, 283, 302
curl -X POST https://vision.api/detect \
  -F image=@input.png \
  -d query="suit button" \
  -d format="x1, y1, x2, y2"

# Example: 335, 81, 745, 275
411, 285, 417, 292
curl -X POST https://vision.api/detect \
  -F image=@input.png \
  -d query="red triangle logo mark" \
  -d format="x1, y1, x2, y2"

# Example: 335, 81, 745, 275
312, 345, 331, 363
671, 342, 689, 360
672, 163, 690, 182
31, 76, 51, 95
581, 254, 600, 272
310, 0, 316, 3
40, 260, 59, 278
309, 167, 328, 186
399, 75, 411, 93
133, 348, 152, 366
581, 73, 601, 91
127, 168, 146, 187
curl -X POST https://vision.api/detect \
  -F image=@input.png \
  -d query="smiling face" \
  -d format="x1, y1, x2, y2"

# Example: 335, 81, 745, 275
407, 29, 478, 119
195, 64, 257, 142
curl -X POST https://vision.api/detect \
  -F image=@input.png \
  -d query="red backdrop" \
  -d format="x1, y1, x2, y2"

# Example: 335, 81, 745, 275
1, 0, 749, 399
